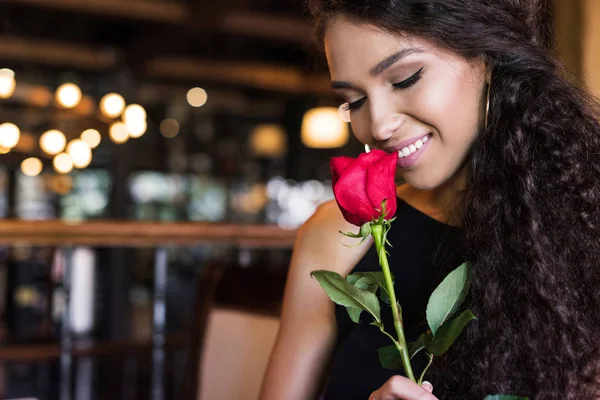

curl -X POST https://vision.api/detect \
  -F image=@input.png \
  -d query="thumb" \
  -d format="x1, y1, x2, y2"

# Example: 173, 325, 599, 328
421, 381, 434, 393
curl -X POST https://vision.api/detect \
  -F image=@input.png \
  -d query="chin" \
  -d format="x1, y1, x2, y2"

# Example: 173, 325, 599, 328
400, 168, 457, 191
401, 175, 440, 191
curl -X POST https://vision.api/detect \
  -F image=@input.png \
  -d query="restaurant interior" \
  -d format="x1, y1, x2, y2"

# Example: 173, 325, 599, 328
0, 0, 594, 399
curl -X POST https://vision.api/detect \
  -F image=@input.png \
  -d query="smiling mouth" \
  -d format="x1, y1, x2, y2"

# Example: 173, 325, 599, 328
398, 133, 431, 158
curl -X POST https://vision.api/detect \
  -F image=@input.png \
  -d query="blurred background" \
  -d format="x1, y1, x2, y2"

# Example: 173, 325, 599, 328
0, 0, 594, 399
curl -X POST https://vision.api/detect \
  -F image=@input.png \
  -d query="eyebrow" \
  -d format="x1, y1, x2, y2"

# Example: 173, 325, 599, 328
331, 47, 422, 90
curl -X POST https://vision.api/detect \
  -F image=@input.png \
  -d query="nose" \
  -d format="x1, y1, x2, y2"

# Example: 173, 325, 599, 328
370, 105, 405, 142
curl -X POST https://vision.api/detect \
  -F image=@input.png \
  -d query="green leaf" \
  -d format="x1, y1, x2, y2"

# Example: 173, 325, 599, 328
407, 332, 429, 359
347, 307, 362, 323
311, 270, 381, 323
425, 309, 476, 356
346, 272, 378, 292
346, 271, 392, 303
366, 272, 393, 304
377, 345, 402, 370
346, 273, 362, 286
354, 277, 379, 293
483, 395, 529, 400
426, 262, 469, 336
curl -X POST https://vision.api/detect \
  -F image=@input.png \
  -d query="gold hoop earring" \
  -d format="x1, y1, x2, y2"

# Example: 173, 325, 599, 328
484, 82, 491, 130
364, 144, 371, 153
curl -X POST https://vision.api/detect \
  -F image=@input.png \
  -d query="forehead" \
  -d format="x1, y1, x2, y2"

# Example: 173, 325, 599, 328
324, 16, 449, 78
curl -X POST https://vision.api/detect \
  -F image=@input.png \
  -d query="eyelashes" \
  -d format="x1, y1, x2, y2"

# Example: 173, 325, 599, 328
341, 67, 424, 112
392, 66, 424, 89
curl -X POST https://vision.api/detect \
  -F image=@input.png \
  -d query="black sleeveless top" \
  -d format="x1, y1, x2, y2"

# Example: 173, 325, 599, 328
323, 197, 466, 399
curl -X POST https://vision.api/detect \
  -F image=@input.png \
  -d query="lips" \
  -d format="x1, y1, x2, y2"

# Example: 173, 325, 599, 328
396, 133, 431, 169
383, 133, 432, 153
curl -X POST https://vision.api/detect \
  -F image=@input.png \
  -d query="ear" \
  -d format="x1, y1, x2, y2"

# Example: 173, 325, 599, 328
485, 65, 492, 85
477, 55, 492, 84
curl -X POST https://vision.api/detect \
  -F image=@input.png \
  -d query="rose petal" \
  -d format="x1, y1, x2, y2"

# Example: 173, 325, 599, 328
366, 151, 398, 219
333, 162, 376, 225
355, 148, 387, 165
330, 156, 355, 186
330, 156, 355, 175
337, 204, 363, 226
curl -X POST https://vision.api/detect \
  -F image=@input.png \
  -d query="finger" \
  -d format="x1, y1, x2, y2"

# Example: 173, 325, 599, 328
421, 381, 434, 393
369, 376, 438, 400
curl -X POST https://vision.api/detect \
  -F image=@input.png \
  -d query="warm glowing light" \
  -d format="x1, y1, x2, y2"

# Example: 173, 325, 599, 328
40, 129, 67, 155
301, 107, 349, 149
127, 119, 147, 138
249, 124, 287, 157
0, 147, 10, 154
21, 157, 43, 177
0, 122, 20, 149
56, 83, 82, 109
80, 129, 101, 149
186, 88, 207, 107
99, 93, 125, 118
109, 122, 129, 144
53, 152, 73, 174
66, 139, 92, 168
160, 118, 179, 138
0, 69, 16, 99
123, 104, 146, 124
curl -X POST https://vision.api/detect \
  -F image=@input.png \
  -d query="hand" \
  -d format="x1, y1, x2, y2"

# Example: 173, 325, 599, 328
368, 376, 438, 400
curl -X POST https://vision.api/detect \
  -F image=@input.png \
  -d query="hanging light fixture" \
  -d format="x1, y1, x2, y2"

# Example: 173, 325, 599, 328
53, 152, 73, 174
249, 124, 287, 158
160, 118, 179, 138
80, 129, 101, 149
122, 104, 147, 138
99, 93, 125, 118
40, 129, 67, 155
0, 69, 16, 99
66, 139, 92, 169
56, 83, 82, 109
186, 88, 207, 107
0, 122, 20, 149
301, 107, 349, 149
21, 157, 43, 177
123, 104, 146, 124
127, 119, 147, 138
109, 122, 129, 143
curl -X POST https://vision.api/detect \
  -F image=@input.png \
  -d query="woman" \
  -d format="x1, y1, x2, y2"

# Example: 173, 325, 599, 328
260, 0, 600, 398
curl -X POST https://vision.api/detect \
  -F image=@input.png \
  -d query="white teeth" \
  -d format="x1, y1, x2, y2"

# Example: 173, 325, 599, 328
397, 134, 430, 158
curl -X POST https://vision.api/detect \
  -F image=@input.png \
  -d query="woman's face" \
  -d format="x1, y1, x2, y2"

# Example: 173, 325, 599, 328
324, 16, 489, 190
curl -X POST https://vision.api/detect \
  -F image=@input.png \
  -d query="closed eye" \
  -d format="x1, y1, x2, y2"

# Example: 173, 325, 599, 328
393, 67, 424, 89
341, 67, 424, 111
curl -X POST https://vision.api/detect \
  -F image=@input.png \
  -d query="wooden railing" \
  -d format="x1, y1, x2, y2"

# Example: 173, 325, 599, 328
0, 220, 297, 247
0, 220, 298, 400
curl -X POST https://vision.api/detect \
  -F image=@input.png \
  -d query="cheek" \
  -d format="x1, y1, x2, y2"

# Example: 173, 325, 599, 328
415, 75, 483, 141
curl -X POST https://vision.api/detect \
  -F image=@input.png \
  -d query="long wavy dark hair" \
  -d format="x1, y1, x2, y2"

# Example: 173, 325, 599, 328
307, 0, 600, 398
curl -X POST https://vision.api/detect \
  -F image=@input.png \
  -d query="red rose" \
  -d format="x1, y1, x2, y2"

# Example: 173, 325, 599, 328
330, 149, 398, 226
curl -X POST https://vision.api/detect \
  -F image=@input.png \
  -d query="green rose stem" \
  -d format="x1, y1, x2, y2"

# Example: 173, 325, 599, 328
371, 223, 416, 383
